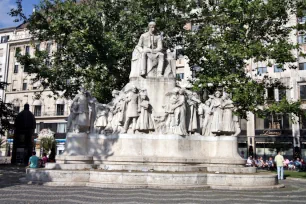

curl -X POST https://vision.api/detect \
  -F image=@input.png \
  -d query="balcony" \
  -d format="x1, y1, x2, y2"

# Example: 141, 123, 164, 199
34, 111, 69, 118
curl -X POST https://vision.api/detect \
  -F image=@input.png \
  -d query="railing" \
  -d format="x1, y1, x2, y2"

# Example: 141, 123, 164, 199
35, 111, 69, 117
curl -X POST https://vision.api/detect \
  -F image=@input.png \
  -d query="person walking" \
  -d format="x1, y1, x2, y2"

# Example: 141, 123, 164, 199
274, 151, 285, 180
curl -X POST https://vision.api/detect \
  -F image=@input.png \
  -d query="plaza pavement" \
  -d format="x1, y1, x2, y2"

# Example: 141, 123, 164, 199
0, 165, 306, 204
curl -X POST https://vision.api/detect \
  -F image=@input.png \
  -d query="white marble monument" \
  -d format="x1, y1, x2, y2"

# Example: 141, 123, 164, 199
26, 22, 281, 190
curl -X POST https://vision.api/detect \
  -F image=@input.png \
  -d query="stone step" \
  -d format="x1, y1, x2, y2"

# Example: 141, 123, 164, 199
26, 168, 280, 190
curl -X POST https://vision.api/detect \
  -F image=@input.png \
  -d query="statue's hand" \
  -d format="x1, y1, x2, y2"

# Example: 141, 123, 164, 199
143, 47, 152, 53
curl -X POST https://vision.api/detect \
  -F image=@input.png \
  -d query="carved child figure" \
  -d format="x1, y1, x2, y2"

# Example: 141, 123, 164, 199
95, 104, 109, 134
136, 89, 154, 132
122, 86, 139, 133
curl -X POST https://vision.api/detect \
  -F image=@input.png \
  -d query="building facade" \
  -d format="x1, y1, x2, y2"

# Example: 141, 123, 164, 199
2, 25, 70, 156
240, 13, 306, 160
0, 27, 14, 99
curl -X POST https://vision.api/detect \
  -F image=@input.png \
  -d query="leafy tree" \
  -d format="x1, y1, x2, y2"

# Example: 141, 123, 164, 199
10, 0, 190, 102
0, 82, 16, 136
10, 0, 306, 121
185, 0, 305, 119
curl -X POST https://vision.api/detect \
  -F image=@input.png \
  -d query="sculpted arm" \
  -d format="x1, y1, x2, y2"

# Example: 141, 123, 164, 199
136, 34, 144, 52
153, 36, 163, 53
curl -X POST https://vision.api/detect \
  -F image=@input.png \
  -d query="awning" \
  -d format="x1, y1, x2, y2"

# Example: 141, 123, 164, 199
33, 100, 42, 106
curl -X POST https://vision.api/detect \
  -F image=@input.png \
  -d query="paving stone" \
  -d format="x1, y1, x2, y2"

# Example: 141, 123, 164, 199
0, 165, 305, 204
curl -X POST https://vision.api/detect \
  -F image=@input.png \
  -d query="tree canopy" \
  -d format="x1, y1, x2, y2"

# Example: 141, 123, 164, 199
0, 82, 16, 136
10, 0, 306, 120
11, 0, 190, 102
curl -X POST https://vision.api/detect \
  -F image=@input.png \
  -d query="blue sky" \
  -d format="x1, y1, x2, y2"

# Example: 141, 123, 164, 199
0, 0, 40, 29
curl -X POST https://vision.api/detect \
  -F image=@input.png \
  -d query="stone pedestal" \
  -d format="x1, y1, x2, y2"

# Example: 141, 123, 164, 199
88, 134, 245, 170
27, 133, 283, 189
129, 77, 175, 115
55, 132, 93, 166
62, 133, 89, 156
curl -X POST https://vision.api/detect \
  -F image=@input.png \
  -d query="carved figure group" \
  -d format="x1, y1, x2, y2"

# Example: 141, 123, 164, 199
67, 22, 240, 137
161, 88, 240, 136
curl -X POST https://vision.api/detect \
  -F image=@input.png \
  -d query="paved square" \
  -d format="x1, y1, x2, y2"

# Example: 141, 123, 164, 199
0, 165, 305, 204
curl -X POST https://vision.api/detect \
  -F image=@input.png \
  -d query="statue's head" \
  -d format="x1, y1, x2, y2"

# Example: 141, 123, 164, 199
24, 103, 30, 111
112, 90, 120, 97
222, 93, 229, 100
148, 21, 156, 34
214, 90, 221, 98
132, 85, 137, 93
79, 86, 86, 94
205, 100, 211, 106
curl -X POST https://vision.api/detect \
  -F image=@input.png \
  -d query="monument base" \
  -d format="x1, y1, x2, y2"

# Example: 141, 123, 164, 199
25, 133, 283, 190
25, 168, 283, 190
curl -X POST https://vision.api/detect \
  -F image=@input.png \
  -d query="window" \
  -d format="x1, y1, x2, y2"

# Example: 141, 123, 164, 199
14, 65, 18, 73
274, 65, 283, 73
56, 104, 65, 116
35, 123, 41, 134
299, 63, 306, 70
298, 11, 306, 23
298, 35, 306, 44
35, 43, 40, 51
44, 123, 57, 132
12, 80, 17, 91
300, 85, 306, 100
279, 89, 286, 101
176, 73, 184, 80
46, 42, 52, 54
0, 48, 3, 57
25, 46, 30, 55
267, 88, 274, 101
0, 75, 2, 80
191, 24, 200, 32
257, 67, 267, 74
15, 47, 21, 57
57, 123, 66, 133
301, 110, 306, 129
1, 35, 9, 43
22, 80, 27, 90
34, 105, 42, 116
45, 59, 51, 67
255, 117, 264, 129
24, 64, 29, 72
57, 43, 62, 51
13, 106, 20, 113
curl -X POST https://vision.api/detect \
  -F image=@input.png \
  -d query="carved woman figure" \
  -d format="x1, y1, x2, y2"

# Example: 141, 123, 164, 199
202, 100, 213, 136
175, 89, 188, 136
164, 88, 188, 136
110, 91, 122, 133
210, 91, 223, 135
187, 92, 201, 134
222, 93, 235, 134
136, 89, 154, 132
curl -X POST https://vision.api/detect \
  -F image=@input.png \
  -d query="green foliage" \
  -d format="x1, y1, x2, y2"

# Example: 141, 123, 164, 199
185, 0, 303, 119
11, 0, 190, 102
10, 0, 306, 121
0, 82, 16, 136
40, 136, 56, 154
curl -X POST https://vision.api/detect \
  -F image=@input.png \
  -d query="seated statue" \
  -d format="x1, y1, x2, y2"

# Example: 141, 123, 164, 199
130, 21, 164, 78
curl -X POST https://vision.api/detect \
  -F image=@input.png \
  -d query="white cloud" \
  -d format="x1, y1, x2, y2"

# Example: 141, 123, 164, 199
0, 0, 18, 28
